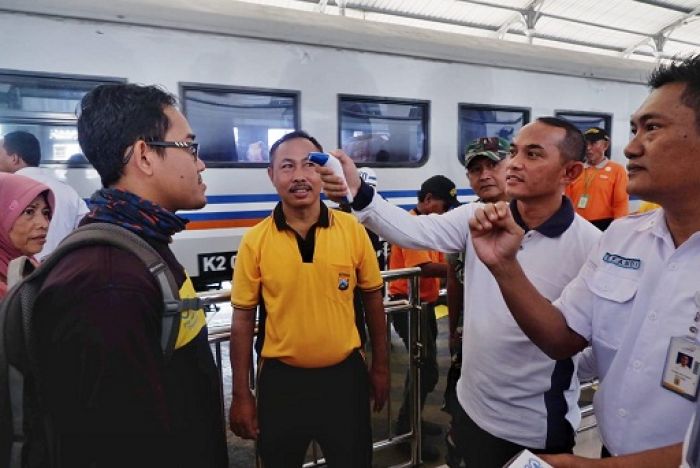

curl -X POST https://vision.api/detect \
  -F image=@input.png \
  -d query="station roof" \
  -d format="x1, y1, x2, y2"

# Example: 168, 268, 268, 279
236, 0, 700, 62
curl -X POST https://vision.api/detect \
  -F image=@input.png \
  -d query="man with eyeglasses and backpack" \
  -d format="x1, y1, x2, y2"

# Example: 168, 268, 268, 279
2, 83, 228, 468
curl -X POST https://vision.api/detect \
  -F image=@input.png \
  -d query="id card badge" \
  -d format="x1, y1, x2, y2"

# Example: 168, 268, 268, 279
503, 449, 553, 468
577, 195, 589, 209
661, 336, 700, 401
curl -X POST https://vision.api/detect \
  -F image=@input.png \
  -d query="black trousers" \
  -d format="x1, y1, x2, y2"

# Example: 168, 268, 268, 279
391, 301, 439, 429
257, 351, 372, 467
451, 401, 575, 468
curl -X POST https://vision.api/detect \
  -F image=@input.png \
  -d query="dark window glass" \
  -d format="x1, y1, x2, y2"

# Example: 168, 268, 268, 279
338, 96, 429, 166
0, 71, 124, 164
458, 105, 530, 164
0, 73, 114, 116
556, 111, 612, 157
181, 85, 299, 166
0, 122, 86, 165
555, 112, 611, 134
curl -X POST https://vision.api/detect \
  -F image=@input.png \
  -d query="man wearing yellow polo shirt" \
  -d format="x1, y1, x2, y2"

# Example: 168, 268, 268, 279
229, 130, 389, 467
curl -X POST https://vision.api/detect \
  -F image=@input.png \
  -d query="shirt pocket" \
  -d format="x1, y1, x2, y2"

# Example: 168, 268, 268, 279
587, 269, 638, 349
324, 263, 355, 303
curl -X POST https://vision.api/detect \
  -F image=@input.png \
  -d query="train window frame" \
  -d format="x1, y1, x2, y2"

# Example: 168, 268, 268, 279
0, 70, 125, 165
179, 83, 301, 168
337, 94, 430, 168
457, 104, 531, 165
555, 110, 613, 157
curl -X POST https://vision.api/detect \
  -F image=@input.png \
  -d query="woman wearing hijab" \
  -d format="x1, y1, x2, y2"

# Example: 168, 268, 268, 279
0, 172, 54, 298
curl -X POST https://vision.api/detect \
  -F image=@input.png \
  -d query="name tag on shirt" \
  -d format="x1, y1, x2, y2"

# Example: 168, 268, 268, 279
662, 337, 700, 401
577, 195, 589, 209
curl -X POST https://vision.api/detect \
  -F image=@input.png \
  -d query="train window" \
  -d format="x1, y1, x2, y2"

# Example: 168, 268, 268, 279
0, 123, 87, 165
458, 104, 530, 165
0, 70, 123, 164
555, 111, 612, 157
181, 84, 299, 167
338, 95, 429, 167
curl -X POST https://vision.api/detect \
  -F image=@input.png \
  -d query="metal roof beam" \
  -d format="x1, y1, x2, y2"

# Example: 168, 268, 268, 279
632, 0, 695, 14
497, 13, 524, 39
522, 0, 545, 44
622, 4, 700, 57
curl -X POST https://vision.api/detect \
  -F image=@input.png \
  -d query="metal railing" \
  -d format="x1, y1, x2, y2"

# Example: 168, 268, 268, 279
202, 267, 426, 467
578, 379, 599, 433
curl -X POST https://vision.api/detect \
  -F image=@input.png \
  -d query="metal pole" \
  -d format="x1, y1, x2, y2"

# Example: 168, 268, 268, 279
408, 273, 422, 465
386, 309, 393, 438
215, 340, 225, 428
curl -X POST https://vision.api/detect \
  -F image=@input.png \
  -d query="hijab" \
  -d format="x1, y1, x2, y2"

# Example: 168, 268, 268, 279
0, 172, 55, 296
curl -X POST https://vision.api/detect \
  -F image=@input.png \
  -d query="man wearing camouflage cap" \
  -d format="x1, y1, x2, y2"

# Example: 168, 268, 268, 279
464, 136, 510, 205
447, 137, 510, 362
445, 137, 511, 466
448, 137, 510, 351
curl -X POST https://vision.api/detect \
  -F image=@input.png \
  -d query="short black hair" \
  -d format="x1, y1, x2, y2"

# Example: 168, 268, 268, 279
3, 131, 41, 166
649, 55, 700, 132
536, 117, 586, 162
77, 83, 176, 187
268, 130, 323, 165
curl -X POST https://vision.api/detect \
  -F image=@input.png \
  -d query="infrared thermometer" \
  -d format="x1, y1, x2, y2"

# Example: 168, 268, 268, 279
308, 152, 353, 204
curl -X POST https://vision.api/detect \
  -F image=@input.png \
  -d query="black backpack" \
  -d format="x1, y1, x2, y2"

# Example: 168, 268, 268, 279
0, 222, 194, 468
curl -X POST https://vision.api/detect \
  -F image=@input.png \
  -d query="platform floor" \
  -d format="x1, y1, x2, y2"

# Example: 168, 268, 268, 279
209, 304, 601, 467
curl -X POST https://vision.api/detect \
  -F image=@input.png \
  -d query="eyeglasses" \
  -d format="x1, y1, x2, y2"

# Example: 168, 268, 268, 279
146, 141, 199, 161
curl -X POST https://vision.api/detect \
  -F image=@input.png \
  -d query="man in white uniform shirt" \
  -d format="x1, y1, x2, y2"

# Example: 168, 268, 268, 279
467, 55, 700, 467
319, 117, 601, 467
0, 131, 89, 259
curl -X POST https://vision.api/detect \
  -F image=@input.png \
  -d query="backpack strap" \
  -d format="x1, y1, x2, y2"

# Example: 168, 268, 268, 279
24, 223, 182, 359
0, 223, 187, 468
0, 283, 18, 465
6, 257, 35, 291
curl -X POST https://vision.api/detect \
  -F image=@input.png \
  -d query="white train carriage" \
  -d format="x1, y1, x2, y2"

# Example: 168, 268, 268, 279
0, 0, 653, 287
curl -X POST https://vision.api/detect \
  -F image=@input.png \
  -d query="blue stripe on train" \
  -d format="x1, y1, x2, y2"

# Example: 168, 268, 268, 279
203, 188, 477, 204
186, 189, 477, 221
184, 210, 274, 221
184, 205, 416, 221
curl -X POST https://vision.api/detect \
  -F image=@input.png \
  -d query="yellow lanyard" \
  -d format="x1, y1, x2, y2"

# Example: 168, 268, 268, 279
582, 165, 600, 195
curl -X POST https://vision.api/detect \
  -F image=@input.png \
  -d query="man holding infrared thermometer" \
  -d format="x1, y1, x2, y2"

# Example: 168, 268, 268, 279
318, 119, 601, 467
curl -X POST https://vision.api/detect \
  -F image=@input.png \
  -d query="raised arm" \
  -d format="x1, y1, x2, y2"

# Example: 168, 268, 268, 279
542, 443, 681, 468
469, 201, 588, 360
317, 151, 470, 253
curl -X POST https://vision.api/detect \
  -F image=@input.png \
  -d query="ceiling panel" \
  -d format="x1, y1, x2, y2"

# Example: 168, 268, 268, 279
239, 0, 700, 60
541, 0, 683, 35
536, 16, 648, 50
668, 18, 700, 42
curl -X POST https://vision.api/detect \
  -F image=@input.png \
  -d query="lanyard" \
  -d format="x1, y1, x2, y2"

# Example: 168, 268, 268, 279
582, 165, 599, 195
689, 292, 700, 342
